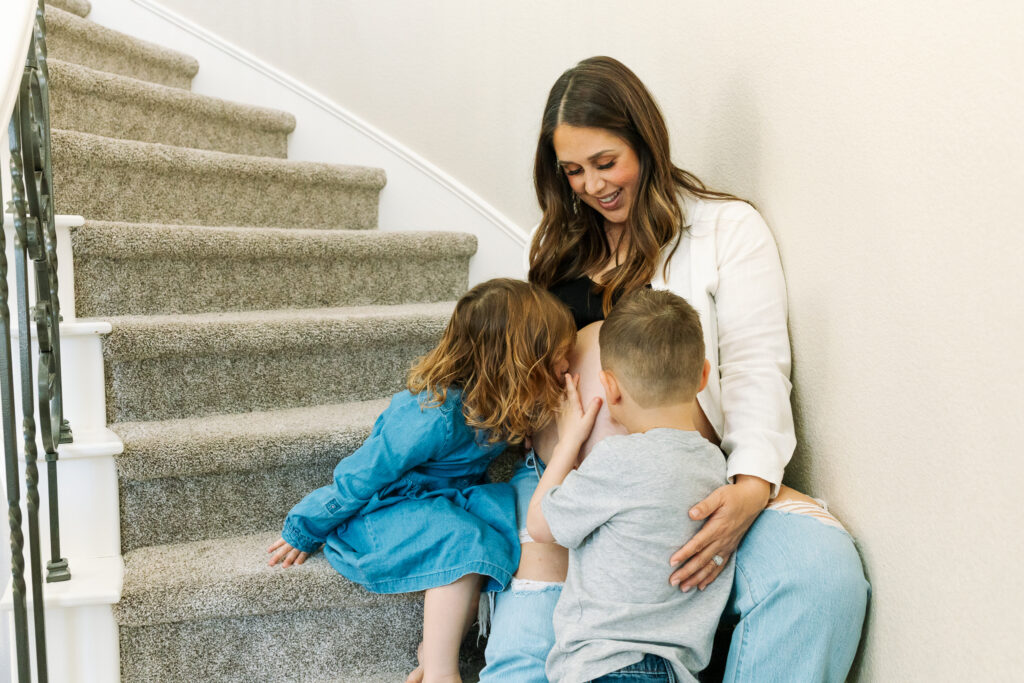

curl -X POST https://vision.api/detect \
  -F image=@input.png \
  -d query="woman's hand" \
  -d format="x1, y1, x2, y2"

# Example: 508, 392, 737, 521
669, 475, 771, 591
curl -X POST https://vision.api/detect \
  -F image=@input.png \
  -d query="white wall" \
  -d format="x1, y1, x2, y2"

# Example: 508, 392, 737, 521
65, 0, 1024, 679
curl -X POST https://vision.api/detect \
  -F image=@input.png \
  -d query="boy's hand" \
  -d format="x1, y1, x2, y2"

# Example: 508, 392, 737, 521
553, 373, 602, 460
267, 537, 310, 568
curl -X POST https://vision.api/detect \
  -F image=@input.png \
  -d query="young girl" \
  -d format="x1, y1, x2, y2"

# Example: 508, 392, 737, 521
268, 278, 575, 683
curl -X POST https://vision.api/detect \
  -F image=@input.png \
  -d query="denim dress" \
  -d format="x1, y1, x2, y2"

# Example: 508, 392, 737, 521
282, 389, 520, 594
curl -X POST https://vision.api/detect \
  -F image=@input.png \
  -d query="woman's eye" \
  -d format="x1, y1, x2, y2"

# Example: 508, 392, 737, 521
597, 161, 615, 170
564, 167, 583, 176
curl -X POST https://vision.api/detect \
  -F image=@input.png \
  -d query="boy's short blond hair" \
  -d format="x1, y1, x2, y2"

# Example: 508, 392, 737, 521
599, 289, 705, 408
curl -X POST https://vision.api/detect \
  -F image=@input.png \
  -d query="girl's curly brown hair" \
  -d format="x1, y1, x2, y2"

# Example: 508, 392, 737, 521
408, 278, 575, 445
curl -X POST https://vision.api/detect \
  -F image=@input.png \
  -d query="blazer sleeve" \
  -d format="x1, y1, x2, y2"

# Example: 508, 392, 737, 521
712, 205, 797, 497
281, 393, 454, 552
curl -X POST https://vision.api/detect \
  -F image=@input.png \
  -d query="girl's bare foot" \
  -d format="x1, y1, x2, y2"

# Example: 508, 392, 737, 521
405, 642, 424, 683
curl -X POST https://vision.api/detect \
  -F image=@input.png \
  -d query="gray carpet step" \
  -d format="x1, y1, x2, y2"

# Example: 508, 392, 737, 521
46, 0, 90, 18
116, 531, 428, 681
71, 221, 476, 316
99, 301, 454, 423
113, 398, 390, 482
112, 401, 524, 554
49, 60, 295, 157
46, 6, 198, 89
52, 129, 385, 229
113, 398, 390, 552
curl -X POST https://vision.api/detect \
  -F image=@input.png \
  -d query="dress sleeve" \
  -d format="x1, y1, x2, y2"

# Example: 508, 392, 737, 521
713, 205, 797, 498
281, 393, 453, 552
541, 446, 618, 549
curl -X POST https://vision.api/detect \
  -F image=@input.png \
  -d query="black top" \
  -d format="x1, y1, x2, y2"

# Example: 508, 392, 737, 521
548, 276, 654, 330
549, 276, 606, 330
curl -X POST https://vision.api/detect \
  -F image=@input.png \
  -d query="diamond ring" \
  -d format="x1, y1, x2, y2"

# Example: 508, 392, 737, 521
712, 554, 724, 567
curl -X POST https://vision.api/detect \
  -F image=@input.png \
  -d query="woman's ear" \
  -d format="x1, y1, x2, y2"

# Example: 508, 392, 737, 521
698, 359, 711, 393
599, 369, 622, 405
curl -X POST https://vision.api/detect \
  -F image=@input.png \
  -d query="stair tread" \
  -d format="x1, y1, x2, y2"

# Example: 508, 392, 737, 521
98, 300, 455, 358
46, 0, 90, 18
72, 222, 474, 316
53, 127, 384, 185
116, 530, 418, 627
47, 5, 198, 89
99, 302, 451, 423
113, 397, 391, 481
72, 220, 477, 259
50, 58, 295, 157
51, 59, 294, 130
53, 128, 386, 229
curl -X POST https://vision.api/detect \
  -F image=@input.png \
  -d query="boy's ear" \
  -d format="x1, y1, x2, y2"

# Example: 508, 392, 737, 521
599, 369, 622, 405
698, 359, 711, 393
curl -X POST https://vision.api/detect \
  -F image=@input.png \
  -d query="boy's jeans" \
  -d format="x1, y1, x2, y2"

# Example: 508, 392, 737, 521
479, 459, 869, 683
592, 653, 678, 682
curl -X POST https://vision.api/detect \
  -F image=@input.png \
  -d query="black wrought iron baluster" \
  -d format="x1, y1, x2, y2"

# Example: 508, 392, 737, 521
24, 0, 70, 584
3, 2, 72, 677
9, 58, 49, 683
1, 140, 31, 683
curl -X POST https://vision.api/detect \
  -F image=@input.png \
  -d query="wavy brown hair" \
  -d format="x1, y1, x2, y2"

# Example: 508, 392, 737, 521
530, 56, 742, 313
407, 278, 575, 445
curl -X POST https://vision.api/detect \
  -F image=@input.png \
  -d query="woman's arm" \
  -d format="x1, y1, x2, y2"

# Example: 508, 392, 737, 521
670, 203, 795, 591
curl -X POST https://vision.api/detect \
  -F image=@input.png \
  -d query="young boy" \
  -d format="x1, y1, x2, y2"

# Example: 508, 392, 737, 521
527, 288, 732, 683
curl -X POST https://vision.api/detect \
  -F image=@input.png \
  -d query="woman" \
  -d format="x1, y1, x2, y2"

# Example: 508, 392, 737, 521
479, 57, 869, 682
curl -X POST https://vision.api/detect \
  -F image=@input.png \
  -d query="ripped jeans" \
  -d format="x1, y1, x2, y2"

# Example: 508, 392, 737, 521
478, 456, 869, 683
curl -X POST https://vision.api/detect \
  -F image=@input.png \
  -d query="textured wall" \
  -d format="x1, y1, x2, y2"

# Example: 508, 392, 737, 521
143, 0, 1024, 678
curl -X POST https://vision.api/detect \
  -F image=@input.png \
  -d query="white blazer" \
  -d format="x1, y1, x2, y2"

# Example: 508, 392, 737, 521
651, 195, 795, 496
527, 195, 796, 497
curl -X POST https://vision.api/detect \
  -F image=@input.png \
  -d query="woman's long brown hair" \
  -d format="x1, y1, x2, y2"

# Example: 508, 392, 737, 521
530, 56, 742, 313
407, 278, 575, 445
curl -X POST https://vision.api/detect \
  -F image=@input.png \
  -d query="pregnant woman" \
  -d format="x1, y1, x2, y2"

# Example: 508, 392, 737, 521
479, 56, 869, 682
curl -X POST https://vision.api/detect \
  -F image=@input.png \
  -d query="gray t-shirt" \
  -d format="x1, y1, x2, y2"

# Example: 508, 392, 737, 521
542, 428, 732, 683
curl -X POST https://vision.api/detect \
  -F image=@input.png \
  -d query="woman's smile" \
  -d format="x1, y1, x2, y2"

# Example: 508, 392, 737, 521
596, 189, 623, 209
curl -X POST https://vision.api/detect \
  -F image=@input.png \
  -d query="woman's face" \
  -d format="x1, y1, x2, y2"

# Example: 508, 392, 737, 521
552, 125, 641, 230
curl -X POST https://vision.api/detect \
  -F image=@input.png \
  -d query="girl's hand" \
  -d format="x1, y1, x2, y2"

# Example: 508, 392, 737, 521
669, 475, 771, 591
267, 537, 310, 568
553, 373, 602, 460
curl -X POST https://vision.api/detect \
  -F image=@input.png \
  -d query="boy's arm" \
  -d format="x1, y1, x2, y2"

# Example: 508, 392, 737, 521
527, 440, 583, 543
527, 374, 601, 543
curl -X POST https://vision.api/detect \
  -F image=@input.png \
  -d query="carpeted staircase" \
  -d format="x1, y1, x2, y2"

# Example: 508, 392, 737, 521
44, 1, 485, 679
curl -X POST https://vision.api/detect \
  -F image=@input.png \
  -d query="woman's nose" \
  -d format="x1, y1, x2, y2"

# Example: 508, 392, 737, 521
584, 170, 604, 196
